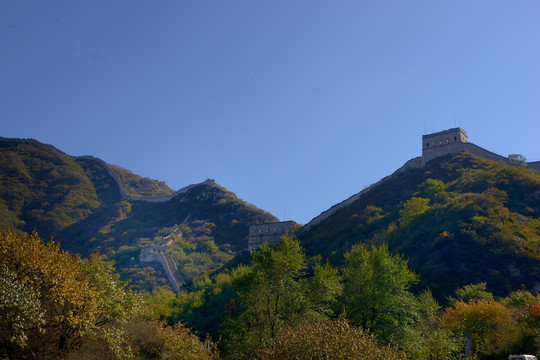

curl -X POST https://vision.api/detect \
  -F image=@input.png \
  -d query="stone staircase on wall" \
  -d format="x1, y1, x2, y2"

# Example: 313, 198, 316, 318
140, 246, 184, 291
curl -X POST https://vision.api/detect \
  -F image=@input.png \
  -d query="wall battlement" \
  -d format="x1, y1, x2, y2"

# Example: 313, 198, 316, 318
422, 128, 468, 166
248, 221, 296, 250
421, 128, 540, 170
140, 244, 184, 291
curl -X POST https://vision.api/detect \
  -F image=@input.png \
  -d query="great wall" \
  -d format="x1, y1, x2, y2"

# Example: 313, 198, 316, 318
140, 241, 185, 291
4, 130, 539, 291
138, 219, 191, 291
304, 128, 540, 231
87, 156, 216, 203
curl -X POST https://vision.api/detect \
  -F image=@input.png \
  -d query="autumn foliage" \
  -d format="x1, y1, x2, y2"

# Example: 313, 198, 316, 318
258, 316, 407, 360
0, 229, 217, 359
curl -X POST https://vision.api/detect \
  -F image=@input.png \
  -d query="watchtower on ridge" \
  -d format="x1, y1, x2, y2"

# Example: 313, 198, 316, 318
422, 128, 468, 166
248, 221, 296, 250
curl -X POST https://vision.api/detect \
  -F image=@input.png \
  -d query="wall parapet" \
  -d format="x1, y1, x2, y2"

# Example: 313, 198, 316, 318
140, 244, 185, 291
305, 127, 539, 231
88, 155, 215, 202
248, 221, 296, 250
304, 156, 422, 231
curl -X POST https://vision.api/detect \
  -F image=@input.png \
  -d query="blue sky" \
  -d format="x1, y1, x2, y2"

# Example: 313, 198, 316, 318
2, 1, 539, 224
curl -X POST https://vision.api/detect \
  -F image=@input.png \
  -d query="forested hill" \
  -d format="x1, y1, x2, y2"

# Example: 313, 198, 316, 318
0, 137, 277, 290
0, 137, 177, 233
299, 152, 540, 299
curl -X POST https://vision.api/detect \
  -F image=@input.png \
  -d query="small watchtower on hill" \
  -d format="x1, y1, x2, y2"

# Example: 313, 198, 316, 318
422, 128, 468, 167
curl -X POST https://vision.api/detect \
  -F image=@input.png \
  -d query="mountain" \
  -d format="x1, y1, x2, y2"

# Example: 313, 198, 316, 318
3, 132, 540, 299
0, 137, 277, 290
299, 151, 540, 299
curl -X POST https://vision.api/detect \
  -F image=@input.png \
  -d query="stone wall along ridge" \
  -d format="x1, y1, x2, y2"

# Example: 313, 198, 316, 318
305, 127, 539, 231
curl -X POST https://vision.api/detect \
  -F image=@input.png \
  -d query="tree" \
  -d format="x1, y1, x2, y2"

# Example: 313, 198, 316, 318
125, 320, 218, 360
508, 154, 527, 167
442, 299, 520, 357
221, 236, 341, 359
399, 197, 430, 228
0, 229, 92, 358
258, 315, 407, 360
417, 178, 446, 199
447, 282, 494, 305
341, 243, 419, 346
402, 289, 461, 360
0, 229, 143, 358
502, 290, 540, 354
0, 265, 44, 352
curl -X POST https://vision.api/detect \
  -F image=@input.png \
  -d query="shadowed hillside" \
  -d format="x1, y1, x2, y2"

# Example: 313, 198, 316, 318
300, 152, 540, 299
0, 137, 277, 291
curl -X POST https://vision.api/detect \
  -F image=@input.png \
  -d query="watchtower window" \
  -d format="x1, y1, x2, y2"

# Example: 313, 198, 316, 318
446, 138, 449, 143
454, 136, 457, 141
426, 143, 429, 147
440, 140, 443, 145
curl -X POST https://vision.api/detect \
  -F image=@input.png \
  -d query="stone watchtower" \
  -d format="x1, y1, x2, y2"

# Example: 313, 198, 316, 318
422, 128, 468, 167
248, 221, 296, 250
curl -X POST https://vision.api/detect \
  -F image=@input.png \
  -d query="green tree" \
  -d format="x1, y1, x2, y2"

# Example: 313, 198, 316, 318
417, 178, 446, 199
508, 154, 527, 167
502, 291, 540, 354
221, 236, 341, 359
341, 243, 419, 346
447, 282, 494, 305
399, 197, 430, 228
402, 289, 461, 359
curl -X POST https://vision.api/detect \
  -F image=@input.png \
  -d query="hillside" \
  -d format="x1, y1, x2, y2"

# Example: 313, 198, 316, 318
0, 137, 100, 234
300, 152, 540, 299
107, 163, 175, 198
0, 137, 277, 290
4, 135, 540, 299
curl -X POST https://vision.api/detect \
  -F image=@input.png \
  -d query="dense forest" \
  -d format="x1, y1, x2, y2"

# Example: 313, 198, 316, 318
3, 229, 540, 359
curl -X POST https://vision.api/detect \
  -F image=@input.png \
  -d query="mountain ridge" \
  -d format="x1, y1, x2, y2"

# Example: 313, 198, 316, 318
0, 136, 277, 291
305, 128, 539, 232
299, 151, 540, 299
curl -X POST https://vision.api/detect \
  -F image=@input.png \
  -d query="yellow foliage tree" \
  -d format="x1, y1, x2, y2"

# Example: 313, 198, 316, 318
0, 229, 216, 359
258, 315, 406, 360
442, 299, 520, 356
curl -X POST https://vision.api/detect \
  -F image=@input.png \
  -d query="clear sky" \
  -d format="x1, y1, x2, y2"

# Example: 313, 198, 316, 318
2, 1, 539, 224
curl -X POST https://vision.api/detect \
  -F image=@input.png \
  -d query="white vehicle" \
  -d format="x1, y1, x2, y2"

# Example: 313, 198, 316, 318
508, 355, 538, 360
